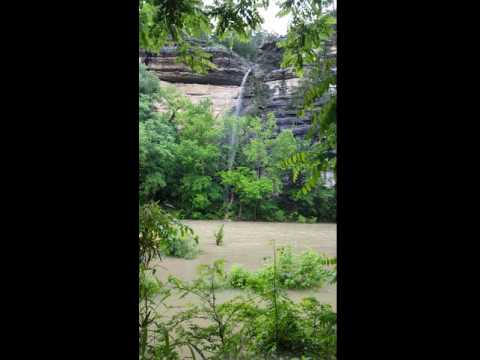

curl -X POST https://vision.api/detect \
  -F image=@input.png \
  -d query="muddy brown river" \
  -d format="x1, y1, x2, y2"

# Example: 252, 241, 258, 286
153, 220, 337, 310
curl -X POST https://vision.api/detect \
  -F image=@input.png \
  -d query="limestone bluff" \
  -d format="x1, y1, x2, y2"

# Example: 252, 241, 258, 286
140, 35, 336, 137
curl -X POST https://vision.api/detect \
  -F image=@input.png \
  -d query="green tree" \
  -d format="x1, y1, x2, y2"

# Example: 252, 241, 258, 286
215, 29, 273, 60
279, 0, 337, 195
139, 65, 177, 203
220, 166, 273, 219
242, 116, 272, 175
139, 117, 176, 202
170, 99, 224, 217
139, 0, 270, 72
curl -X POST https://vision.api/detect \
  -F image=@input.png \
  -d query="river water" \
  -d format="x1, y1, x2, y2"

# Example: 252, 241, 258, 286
153, 220, 337, 310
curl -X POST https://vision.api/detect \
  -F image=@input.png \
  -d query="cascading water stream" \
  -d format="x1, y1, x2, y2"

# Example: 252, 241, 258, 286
227, 67, 252, 170
235, 68, 252, 116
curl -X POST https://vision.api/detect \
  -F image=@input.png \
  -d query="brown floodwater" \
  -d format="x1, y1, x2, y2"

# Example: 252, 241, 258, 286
153, 220, 337, 311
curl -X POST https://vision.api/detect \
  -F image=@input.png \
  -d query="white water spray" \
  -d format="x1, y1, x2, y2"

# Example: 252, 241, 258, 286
235, 68, 252, 116
227, 68, 252, 169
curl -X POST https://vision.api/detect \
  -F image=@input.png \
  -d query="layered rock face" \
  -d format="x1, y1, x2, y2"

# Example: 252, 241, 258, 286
141, 46, 250, 116
142, 35, 336, 135
238, 39, 311, 136
242, 37, 336, 136
156, 81, 241, 117
141, 46, 250, 85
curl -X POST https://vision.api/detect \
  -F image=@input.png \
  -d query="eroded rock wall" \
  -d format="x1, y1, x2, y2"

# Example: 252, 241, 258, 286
240, 40, 311, 136
141, 45, 250, 117
156, 81, 241, 117
141, 46, 250, 85
141, 35, 336, 135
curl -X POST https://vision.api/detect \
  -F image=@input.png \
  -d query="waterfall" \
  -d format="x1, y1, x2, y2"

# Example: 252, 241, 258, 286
235, 68, 252, 116
227, 68, 252, 170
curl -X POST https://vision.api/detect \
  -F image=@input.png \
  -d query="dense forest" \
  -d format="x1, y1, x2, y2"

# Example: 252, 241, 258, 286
140, 64, 335, 222
139, 1, 337, 359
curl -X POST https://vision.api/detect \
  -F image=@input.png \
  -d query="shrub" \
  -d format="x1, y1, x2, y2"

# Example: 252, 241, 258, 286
139, 202, 199, 261
165, 232, 200, 259
313, 187, 336, 222
249, 296, 337, 359
194, 260, 229, 289
276, 247, 334, 289
139, 63, 161, 95
214, 224, 225, 246
228, 264, 252, 289
139, 266, 162, 301
297, 214, 307, 223
228, 246, 336, 290
167, 260, 337, 359
273, 209, 287, 222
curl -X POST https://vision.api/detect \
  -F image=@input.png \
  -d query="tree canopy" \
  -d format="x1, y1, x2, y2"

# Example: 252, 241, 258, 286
139, 0, 270, 72
139, 0, 337, 206
278, 0, 337, 194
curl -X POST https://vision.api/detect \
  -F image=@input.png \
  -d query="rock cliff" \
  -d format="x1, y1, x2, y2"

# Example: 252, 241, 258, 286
140, 46, 250, 117
141, 46, 250, 86
231, 38, 313, 136
141, 36, 336, 135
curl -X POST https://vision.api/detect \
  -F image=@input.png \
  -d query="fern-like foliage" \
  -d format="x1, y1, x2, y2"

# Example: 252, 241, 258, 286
139, 0, 269, 73
139, 202, 198, 265
278, 0, 336, 195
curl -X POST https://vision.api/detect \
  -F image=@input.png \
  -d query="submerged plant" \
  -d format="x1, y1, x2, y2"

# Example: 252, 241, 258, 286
214, 224, 225, 246
167, 260, 259, 359
166, 244, 337, 359
139, 202, 199, 261
228, 246, 336, 290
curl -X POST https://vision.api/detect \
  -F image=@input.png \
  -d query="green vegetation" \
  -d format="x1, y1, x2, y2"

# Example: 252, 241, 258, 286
140, 253, 336, 359
139, 64, 335, 222
139, 1, 337, 358
166, 260, 337, 359
214, 224, 225, 246
139, 202, 199, 260
279, 0, 337, 195
139, 0, 269, 72
215, 30, 276, 60
140, 0, 337, 198
228, 246, 336, 290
